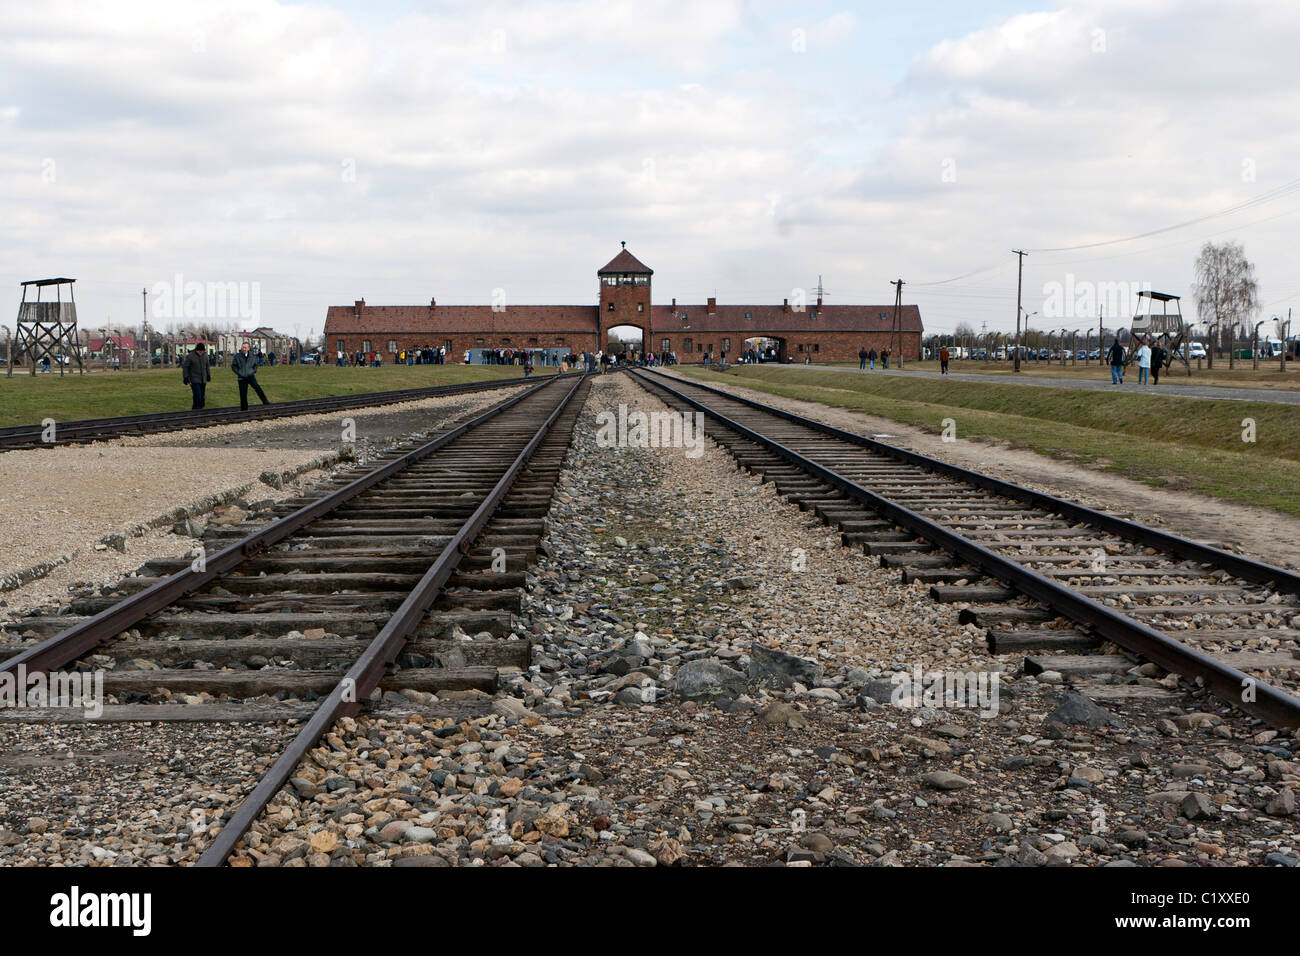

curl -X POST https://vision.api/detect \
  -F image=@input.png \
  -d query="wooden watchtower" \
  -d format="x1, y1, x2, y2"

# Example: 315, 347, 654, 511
10, 278, 84, 376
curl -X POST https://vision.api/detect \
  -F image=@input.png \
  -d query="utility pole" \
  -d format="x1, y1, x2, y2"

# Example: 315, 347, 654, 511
1012, 250, 1027, 372
1283, 309, 1292, 373
890, 278, 905, 368
140, 287, 147, 371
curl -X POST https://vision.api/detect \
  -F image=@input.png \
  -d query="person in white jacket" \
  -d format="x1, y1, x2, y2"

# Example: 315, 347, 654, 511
1136, 340, 1152, 385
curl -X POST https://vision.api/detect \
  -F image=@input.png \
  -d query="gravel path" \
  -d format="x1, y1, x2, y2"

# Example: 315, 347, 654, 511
0, 387, 525, 613
211, 375, 1296, 867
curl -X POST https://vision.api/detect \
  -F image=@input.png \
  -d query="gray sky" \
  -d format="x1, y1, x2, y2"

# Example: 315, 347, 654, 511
2, 0, 1297, 341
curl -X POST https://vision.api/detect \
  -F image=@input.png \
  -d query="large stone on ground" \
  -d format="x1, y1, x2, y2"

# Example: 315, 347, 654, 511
748, 644, 824, 690
672, 659, 747, 701
1044, 691, 1124, 728
921, 770, 973, 791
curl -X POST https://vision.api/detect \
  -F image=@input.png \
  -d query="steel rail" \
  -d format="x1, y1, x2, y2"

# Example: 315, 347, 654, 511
633, 369, 1300, 728
0, 373, 555, 448
196, 372, 586, 865
642, 369, 1300, 596
0, 374, 562, 678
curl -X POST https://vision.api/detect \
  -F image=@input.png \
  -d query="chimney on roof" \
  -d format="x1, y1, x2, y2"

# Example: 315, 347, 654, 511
354, 298, 365, 318
816, 294, 822, 310
707, 297, 716, 314
430, 297, 436, 308
671, 297, 676, 311
783, 298, 789, 313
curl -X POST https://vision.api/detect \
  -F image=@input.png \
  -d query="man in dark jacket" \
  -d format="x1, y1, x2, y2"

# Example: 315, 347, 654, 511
232, 341, 270, 410
182, 343, 211, 408
1107, 339, 1126, 384
1150, 343, 1167, 385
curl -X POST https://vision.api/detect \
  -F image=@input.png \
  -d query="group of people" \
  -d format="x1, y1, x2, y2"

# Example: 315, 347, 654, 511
1107, 337, 1167, 385
181, 341, 271, 411
857, 347, 896, 371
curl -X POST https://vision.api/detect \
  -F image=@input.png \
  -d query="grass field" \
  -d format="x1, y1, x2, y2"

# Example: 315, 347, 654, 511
678, 365, 1300, 516
823, 358, 1300, 391
0, 363, 549, 428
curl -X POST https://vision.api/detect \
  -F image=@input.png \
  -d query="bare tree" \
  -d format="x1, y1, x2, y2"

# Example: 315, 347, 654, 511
1193, 241, 1257, 369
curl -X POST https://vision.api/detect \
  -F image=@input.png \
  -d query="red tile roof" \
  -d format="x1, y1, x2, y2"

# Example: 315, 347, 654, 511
597, 248, 653, 275
325, 301, 922, 338
325, 305, 601, 336
87, 335, 137, 350
653, 304, 923, 334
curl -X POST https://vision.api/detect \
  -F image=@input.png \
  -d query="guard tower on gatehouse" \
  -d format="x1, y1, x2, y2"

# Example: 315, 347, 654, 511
597, 242, 652, 355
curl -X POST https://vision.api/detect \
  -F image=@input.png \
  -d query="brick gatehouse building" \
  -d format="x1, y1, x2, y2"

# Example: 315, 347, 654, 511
324, 246, 922, 364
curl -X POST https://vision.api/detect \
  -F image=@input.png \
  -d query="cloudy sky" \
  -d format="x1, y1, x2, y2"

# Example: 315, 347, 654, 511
2, 0, 1298, 341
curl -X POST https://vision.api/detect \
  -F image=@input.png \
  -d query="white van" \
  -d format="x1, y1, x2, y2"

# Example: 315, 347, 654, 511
1187, 342, 1207, 359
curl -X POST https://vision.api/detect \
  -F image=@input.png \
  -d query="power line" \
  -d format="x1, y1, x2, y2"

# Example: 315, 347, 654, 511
1025, 178, 1300, 253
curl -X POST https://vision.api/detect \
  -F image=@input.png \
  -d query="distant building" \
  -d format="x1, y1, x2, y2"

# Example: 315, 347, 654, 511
86, 334, 137, 358
217, 327, 296, 359
323, 246, 923, 364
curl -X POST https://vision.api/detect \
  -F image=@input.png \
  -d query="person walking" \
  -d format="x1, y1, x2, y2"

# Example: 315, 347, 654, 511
939, 345, 950, 375
232, 341, 270, 410
1136, 338, 1151, 385
1151, 342, 1166, 385
1107, 338, 1126, 384
868, 347, 877, 370
182, 343, 210, 409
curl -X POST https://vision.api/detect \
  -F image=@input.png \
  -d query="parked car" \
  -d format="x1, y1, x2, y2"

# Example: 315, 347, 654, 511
1187, 342, 1207, 360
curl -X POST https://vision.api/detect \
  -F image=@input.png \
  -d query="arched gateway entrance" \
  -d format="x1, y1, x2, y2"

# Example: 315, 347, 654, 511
606, 323, 647, 361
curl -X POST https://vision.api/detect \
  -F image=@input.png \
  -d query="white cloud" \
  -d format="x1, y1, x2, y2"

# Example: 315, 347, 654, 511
0, 0, 1297, 338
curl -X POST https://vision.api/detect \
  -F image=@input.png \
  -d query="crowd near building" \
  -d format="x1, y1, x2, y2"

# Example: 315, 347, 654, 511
323, 246, 923, 366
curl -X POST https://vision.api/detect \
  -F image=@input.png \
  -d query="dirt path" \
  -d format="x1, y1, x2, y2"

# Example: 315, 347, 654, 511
663, 371, 1300, 570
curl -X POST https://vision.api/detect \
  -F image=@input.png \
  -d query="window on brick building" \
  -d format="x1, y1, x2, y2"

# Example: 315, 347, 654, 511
722, 338, 730, 353
696, 343, 702, 352
555, 337, 565, 345
680, 312, 688, 320
637, 303, 644, 312
661, 339, 670, 352
813, 343, 819, 352
501, 338, 511, 344
607, 302, 615, 311
683, 337, 692, 352
528, 337, 538, 344
362, 340, 371, 352
797, 344, 804, 352
443, 340, 452, 352
476, 338, 485, 344
745, 311, 752, 319
388, 340, 397, 353
337, 339, 345, 351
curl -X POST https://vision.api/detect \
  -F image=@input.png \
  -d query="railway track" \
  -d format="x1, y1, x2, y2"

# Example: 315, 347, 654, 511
632, 368, 1300, 729
0, 373, 538, 451
0, 371, 590, 865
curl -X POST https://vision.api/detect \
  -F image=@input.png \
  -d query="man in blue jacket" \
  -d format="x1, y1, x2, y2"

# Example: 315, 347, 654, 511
232, 341, 270, 410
